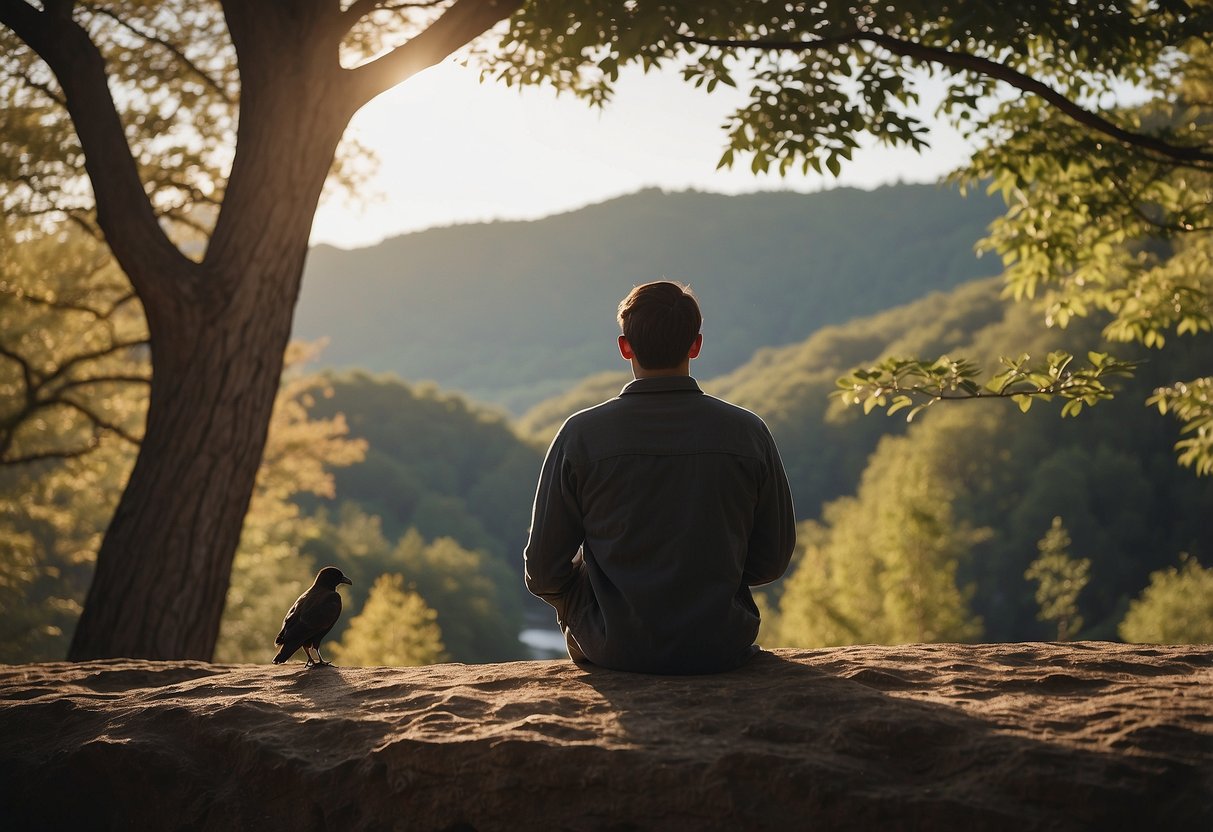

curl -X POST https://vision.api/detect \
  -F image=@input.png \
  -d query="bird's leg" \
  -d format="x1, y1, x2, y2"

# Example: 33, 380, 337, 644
303, 647, 317, 668
313, 645, 333, 668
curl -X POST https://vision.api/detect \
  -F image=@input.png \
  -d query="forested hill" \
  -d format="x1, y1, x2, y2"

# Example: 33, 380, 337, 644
297, 184, 1004, 413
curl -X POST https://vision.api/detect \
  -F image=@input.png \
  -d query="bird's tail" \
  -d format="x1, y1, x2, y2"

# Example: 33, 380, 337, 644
272, 643, 295, 664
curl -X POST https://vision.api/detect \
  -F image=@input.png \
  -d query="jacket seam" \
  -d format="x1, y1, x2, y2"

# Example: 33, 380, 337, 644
571, 447, 766, 468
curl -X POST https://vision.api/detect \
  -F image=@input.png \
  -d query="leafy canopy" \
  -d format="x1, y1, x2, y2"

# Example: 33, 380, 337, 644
774, 429, 986, 648
0, 217, 147, 464
329, 573, 447, 668
1025, 517, 1091, 642
1119, 555, 1213, 644
495, 2, 1207, 173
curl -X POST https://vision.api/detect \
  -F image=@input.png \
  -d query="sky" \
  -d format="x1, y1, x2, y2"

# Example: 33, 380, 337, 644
309, 59, 975, 250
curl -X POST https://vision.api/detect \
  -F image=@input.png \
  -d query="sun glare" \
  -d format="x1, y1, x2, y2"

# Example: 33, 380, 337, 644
310, 60, 973, 250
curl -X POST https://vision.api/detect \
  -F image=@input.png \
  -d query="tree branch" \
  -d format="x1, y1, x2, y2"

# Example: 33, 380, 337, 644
679, 29, 1213, 167
0, 393, 141, 464
0, 342, 39, 399
9, 61, 67, 107
344, 0, 448, 27
0, 262, 124, 319
81, 3, 235, 106
1106, 172, 1213, 235
65, 210, 104, 240
160, 206, 218, 239
48, 337, 148, 382
344, 0, 382, 23
58, 398, 142, 445
680, 29, 864, 54
0, 0, 196, 304
346, 0, 521, 106
56, 374, 151, 393
4, 288, 109, 318
0, 350, 147, 463
1, 437, 102, 466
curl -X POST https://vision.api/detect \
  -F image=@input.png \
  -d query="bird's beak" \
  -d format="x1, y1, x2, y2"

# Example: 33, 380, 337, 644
340, 577, 353, 586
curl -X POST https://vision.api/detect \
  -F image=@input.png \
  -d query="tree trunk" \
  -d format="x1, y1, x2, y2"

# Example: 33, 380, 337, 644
68, 90, 348, 661
69, 266, 299, 660
59, 0, 517, 660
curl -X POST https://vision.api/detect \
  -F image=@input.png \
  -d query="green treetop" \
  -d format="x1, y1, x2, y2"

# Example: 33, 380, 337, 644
1024, 517, 1091, 642
329, 573, 447, 668
775, 428, 986, 647
1120, 555, 1213, 644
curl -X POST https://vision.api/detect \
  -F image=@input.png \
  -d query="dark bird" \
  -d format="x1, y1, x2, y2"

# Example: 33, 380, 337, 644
273, 566, 352, 667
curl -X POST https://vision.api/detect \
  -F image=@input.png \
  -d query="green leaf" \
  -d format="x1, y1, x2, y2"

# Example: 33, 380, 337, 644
887, 395, 913, 416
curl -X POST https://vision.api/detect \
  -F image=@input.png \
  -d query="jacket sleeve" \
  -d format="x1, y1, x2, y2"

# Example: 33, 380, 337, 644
743, 426, 797, 586
523, 428, 586, 612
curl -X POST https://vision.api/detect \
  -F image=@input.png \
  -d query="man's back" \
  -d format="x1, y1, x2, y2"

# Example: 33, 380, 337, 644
524, 375, 796, 674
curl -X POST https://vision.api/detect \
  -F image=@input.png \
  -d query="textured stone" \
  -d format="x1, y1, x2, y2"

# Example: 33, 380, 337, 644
1, 643, 1210, 830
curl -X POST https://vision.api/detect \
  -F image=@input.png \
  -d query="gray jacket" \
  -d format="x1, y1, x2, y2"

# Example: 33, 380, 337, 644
524, 375, 796, 673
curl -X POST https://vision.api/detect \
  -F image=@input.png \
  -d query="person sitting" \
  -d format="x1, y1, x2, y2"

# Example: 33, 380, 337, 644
524, 280, 796, 674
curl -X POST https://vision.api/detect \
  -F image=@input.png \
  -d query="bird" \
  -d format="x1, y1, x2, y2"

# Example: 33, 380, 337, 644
272, 566, 353, 667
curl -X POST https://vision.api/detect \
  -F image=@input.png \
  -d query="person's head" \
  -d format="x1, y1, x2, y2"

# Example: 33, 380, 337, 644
616, 281, 703, 374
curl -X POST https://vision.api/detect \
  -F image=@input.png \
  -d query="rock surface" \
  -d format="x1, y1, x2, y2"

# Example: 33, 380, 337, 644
1, 643, 1211, 830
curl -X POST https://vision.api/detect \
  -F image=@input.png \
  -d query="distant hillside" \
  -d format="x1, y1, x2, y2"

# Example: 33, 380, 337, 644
297, 184, 1003, 413
304, 371, 541, 563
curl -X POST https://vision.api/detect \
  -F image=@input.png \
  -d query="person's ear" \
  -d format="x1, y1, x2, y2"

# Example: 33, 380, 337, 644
618, 335, 635, 361
687, 333, 703, 360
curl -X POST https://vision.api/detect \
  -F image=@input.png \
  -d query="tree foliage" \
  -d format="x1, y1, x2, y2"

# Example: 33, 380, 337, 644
1119, 555, 1213, 644
774, 432, 985, 648
0, 1, 238, 235
826, 41, 1213, 472
1, 344, 368, 664
0, 222, 145, 661
1024, 517, 1091, 642
0, 218, 147, 464
329, 573, 447, 668
304, 371, 541, 561
495, 2, 1208, 171
1148, 377, 1213, 476
391, 531, 524, 662
834, 350, 1138, 422
0, 438, 131, 662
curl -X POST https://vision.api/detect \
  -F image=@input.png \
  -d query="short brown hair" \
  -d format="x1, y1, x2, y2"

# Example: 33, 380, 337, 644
616, 281, 702, 370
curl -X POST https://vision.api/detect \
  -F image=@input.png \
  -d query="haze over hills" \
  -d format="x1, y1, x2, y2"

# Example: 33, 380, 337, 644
297, 184, 1004, 413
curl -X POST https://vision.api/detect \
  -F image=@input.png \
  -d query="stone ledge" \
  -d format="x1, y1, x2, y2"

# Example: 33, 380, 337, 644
1, 643, 1210, 830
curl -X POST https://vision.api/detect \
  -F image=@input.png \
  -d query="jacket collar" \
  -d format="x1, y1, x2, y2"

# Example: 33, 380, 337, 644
620, 376, 703, 395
